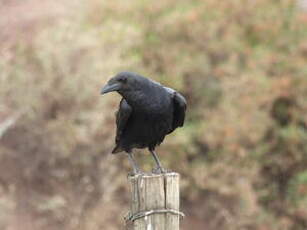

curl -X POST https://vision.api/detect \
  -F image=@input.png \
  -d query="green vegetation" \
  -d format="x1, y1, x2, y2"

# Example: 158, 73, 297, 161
0, 0, 306, 229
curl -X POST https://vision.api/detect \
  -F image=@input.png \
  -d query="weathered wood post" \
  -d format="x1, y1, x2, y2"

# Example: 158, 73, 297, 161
125, 172, 183, 230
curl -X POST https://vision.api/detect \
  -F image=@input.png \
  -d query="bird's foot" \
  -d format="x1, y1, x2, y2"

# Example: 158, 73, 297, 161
152, 167, 170, 174
128, 170, 144, 177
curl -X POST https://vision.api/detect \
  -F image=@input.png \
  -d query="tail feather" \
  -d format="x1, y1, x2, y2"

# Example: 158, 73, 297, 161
111, 145, 123, 154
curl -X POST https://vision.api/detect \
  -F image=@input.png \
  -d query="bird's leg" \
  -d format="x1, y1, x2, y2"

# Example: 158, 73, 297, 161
126, 152, 141, 175
150, 150, 166, 174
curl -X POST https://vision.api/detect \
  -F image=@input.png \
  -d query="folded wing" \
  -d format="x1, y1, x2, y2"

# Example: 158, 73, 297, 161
164, 87, 187, 133
112, 99, 132, 153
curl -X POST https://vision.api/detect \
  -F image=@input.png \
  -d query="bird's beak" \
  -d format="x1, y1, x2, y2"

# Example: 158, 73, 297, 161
100, 83, 121, 94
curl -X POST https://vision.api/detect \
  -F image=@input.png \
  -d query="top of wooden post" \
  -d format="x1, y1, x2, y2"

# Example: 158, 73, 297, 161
128, 172, 179, 179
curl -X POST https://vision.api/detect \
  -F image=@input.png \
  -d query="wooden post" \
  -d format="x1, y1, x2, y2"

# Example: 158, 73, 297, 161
126, 172, 182, 230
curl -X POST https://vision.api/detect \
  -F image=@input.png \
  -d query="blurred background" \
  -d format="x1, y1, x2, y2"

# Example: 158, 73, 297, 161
0, 0, 307, 229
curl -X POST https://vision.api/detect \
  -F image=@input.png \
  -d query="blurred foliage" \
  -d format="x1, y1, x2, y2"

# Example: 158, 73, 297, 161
0, 0, 307, 230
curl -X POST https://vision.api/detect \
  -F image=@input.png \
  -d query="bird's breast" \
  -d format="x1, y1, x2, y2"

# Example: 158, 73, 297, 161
120, 108, 173, 148
119, 86, 174, 150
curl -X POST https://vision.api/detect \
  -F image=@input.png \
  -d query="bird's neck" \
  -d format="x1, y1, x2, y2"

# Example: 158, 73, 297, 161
120, 90, 149, 109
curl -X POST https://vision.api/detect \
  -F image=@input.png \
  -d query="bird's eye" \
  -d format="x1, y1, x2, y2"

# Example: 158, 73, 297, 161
119, 78, 127, 83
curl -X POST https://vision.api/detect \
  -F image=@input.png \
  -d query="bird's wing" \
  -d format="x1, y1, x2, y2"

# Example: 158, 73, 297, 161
115, 98, 132, 144
164, 87, 187, 132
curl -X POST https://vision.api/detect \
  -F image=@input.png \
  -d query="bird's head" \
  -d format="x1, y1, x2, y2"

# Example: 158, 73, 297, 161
100, 72, 143, 95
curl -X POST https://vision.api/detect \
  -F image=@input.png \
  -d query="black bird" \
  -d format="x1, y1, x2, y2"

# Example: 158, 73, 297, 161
100, 72, 187, 174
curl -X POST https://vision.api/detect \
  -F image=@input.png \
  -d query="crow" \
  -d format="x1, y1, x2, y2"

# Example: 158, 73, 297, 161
100, 72, 187, 174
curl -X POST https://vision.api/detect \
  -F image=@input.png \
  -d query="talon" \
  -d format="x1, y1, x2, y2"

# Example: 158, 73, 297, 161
152, 167, 168, 174
128, 170, 143, 177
